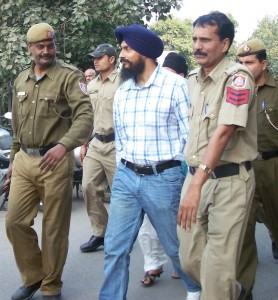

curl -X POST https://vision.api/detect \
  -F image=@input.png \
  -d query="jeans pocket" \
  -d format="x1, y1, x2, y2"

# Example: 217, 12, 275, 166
158, 166, 184, 184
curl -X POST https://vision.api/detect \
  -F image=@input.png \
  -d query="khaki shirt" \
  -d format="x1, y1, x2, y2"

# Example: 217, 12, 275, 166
256, 71, 278, 152
11, 60, 93, 161
186, 57, 258, 167
87, 68, 120, 136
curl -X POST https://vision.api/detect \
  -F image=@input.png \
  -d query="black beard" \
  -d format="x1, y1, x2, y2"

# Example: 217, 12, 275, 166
120, 58, 145, 82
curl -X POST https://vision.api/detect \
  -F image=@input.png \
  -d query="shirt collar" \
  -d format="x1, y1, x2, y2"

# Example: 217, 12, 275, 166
96, 68, 119, 83
25, 60, 58, 82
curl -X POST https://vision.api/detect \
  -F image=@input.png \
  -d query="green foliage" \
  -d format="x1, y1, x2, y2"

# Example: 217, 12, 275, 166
251, 16, 278, 75
0, 0, 182, 112
151, 17, 196, 71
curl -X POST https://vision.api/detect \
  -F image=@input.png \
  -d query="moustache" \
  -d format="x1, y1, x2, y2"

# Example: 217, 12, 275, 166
120, 58, 130, 63
40, 55, 52, 59
194, 51, 207, 56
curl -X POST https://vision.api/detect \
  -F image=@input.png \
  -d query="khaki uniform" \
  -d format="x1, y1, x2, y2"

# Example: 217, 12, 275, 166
238, 71, 278, 296
82, 68, 120, 237
6, 60, 93, 295
178, 57, 257, 300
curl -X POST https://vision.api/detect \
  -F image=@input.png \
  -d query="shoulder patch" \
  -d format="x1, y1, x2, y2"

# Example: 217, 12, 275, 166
231, 74, 247, 88
226, 87, 249, 106
79, 82, 88, 95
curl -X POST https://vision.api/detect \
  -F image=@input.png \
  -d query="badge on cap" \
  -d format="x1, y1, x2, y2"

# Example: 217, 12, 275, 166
47, 31, 54, 39
79, 82, 88, 95
243, 45, 250, 53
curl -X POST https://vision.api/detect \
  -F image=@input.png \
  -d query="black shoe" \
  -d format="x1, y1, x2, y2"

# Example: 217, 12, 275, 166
80, 236, 104, 252
11, 280, 42, 300
42, 294, 61, 300
272, 241, 278, 259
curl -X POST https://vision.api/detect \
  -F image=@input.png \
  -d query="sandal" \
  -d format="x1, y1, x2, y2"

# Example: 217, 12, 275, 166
141, 269, 163, 287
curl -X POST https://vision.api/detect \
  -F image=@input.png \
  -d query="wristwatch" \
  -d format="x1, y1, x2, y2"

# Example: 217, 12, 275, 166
198, 163, 213, 174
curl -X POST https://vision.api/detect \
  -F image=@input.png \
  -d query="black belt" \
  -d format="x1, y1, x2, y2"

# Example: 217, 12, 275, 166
189, 161, 252, 179
94, 132, 115, 143
21, 144, 55, 157
258, 151, 278, 160
121, 159, 181, 176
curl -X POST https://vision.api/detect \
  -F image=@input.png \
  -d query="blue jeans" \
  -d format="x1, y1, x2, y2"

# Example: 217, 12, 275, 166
99, 162, 200, 300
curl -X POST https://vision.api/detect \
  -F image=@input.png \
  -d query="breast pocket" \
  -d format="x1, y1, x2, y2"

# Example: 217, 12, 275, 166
260, 102, 278, 129
38, 92, 58, 117
16, 93, 28, 117
201, 104, 220, 141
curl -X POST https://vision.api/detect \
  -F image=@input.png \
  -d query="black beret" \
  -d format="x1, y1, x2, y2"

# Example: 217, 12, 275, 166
114, 24, 164, 59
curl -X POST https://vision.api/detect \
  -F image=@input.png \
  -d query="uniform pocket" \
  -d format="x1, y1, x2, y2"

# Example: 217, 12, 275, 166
37, 92, 58, 117
16, 93, 28, 117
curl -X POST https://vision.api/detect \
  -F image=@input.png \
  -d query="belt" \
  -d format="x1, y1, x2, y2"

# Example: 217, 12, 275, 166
121, 159, 181, 176
189, 161, 252, 179
94, 132, 115, 143
21, 144, 55, 157
258, 151, 278, 160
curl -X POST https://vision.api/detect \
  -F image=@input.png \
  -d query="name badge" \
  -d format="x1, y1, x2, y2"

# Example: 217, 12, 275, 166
18, 91, 26, 96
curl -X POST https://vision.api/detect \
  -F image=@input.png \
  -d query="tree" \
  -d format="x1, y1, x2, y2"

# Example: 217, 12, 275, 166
0, 0, 182, 113
150, 17, 196, 71
251, 15, 278, 75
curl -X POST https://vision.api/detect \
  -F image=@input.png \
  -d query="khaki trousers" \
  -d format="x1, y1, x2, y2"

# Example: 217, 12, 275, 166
6, 150, 74, 295
178, 165, 255, 300
237, 157, 278, 297
82, 140, 116, 237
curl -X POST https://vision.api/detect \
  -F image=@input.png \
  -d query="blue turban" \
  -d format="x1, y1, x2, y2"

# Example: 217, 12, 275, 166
114, 24, 164, 59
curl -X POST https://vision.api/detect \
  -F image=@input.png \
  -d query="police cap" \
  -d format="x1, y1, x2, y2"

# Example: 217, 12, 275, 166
87, 44, 117, 59
237, 38, 266, 57
26, 23, 55, 43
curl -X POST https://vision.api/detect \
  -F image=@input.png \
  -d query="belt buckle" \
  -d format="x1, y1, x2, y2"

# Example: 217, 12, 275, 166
26, 148, 40, 157
134, 166, 146, 176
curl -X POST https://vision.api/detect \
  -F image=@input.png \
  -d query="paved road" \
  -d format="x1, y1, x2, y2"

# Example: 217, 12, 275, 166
0, 192, 277, 300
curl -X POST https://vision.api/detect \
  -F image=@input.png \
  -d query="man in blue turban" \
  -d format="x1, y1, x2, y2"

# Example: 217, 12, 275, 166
99, 24, 201, 300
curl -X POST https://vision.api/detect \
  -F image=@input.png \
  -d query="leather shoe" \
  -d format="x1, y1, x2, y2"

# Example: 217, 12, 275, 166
80, 235, 104, 252
11, 280, 42, 300
42, 294, 61, 300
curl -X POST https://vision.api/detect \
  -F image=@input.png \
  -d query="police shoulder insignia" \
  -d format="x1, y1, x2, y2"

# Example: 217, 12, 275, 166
79, 82, 88, 95
226, 87, 249, 106
231, 74, 247, 88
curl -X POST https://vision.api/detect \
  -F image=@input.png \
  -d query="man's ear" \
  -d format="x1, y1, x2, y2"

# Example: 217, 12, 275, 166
262, 60, 268, 71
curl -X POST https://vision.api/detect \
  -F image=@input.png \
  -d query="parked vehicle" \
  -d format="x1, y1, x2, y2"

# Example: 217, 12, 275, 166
0, 127, 11, 210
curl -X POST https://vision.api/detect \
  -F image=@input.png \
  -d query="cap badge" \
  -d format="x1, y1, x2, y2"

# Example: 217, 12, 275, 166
47, 31, 54, 39
243, 45, 250, 53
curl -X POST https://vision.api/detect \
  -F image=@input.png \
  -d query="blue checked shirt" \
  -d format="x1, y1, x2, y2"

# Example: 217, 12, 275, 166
113, 64, 190, 165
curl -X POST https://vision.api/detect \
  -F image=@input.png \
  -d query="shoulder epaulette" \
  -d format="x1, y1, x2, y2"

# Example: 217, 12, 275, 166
188, 67, 199, 77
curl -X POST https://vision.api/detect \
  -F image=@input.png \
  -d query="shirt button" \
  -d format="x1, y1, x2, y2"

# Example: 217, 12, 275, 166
192, 155, 196, 159
30, 116, 33, 119
210, 114, 214, 118
29, 132, 31, 135
32, 101, 35, 103
35, 85, 38, 88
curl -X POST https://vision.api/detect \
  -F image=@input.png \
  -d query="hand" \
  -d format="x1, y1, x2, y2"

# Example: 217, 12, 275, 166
177, 185, 201, 231
39, 144, 68, 171
80, 144, 87, 165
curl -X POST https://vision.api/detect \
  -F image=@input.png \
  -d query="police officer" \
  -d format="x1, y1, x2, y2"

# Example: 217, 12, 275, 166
177, 12, 257, 300
5, 23, 93, 300
237, 38, 278, 299
79, 44, 121, 253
